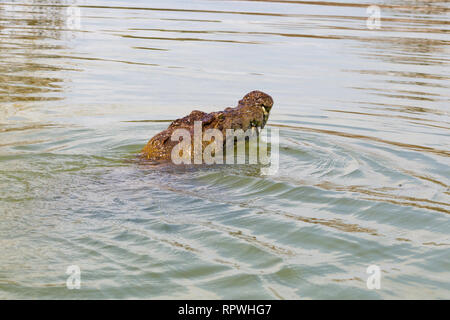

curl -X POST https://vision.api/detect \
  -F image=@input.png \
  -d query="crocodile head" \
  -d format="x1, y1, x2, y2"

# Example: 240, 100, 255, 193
219, 90, 274, 134
237, 90, 274, 129
238, 90, 274, 125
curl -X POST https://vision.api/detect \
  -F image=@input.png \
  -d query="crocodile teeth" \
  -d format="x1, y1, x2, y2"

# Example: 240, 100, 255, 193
251, 126, 260, 135
261, 106, 269, 116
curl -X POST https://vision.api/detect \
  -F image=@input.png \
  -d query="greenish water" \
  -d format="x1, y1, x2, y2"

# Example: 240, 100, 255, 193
0, 0, 449, 299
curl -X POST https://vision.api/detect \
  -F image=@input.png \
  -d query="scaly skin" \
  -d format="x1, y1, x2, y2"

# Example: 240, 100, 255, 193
141, 91, 274, 161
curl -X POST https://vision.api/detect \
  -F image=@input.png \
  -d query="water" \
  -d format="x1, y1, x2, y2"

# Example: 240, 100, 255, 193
0, 0, 449, 299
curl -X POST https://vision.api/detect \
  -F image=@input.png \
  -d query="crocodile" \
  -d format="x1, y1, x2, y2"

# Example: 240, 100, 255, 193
141, 90, 274, 162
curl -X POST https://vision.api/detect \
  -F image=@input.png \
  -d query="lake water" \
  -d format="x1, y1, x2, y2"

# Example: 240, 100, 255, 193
0, 0, 449, 299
